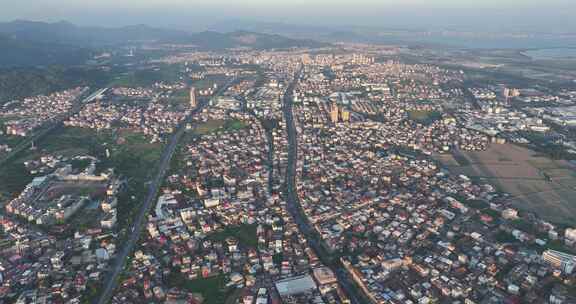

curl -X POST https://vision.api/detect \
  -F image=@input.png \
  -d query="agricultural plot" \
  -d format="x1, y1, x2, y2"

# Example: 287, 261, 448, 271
436, 143, 576, 224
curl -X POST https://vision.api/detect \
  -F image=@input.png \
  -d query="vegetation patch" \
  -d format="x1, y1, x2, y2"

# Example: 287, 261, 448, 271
168, 272, 232, 304
207, 224, 258, 248
407, 110, 442, 125
110, 64, 181, 88
193, 119, 248, 135
193, 119, 227, 135
0, 126, 163, 230
0, 66, 111, 104
0, 162, 32, 201
224, 119, 248, 131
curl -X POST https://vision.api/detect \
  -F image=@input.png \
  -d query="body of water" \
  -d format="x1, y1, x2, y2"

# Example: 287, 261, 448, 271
523, 48, 576, 60
370, 32, 576, 50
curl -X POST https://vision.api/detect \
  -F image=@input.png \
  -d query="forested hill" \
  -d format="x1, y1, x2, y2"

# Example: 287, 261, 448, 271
0, 67, 110, 104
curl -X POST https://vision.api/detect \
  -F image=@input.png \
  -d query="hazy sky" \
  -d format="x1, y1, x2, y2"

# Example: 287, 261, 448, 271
1, 0, 574, 32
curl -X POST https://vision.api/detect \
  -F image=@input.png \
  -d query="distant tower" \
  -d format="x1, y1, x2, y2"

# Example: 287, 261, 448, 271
503, 88, 511, 104
503, 87, 520, 104
330, 102, 339, 124
341, 109, 350, 122
189, 87, 197, 108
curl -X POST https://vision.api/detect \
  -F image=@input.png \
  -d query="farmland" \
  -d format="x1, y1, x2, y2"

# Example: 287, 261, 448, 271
436, 143, 576, 224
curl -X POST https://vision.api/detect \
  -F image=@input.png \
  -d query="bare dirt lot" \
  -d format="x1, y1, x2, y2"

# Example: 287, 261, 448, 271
41, 180, 107, 201
435, 144, 576, 224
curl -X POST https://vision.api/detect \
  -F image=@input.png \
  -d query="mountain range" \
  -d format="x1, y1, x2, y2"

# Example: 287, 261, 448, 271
0, 20, 328, 67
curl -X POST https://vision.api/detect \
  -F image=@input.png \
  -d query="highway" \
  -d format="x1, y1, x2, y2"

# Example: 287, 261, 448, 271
281, 68, 365, 304
94, 79, 235, 304
0, 87, 107, 167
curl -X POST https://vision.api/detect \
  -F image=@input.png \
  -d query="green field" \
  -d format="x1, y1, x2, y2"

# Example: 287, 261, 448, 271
225, 120, 247, 131
96, 130, 163, 229
192, 119, 248, 136
168, 273, 233, 304
37, 127, 112, 157
0, 119, 26, 146
0, 162, 32, 202
0, 127, 163, 230
0, 127, 105, 200
167, 89, 192, 111
193, 120, 227, 135
407, 110, 442, 125
110, 64, 182, 88
207, 224, 258, 248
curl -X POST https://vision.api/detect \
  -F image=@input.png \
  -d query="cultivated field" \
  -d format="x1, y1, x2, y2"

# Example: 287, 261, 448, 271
435, 144, 576, 224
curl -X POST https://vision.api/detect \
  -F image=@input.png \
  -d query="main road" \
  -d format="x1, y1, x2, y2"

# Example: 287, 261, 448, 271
95, 79, 235, 304
282, 68, 365, 304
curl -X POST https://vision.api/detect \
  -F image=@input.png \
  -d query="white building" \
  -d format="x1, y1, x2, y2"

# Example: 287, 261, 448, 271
542, 250, 576, 274
275, 275, 317, 297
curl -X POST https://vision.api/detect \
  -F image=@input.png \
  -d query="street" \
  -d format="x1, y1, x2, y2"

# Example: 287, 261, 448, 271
282, 67, 364, 304
95, 79, 235, 304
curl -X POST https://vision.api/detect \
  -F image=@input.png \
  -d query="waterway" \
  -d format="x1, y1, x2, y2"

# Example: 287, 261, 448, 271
523, 48, 576, 60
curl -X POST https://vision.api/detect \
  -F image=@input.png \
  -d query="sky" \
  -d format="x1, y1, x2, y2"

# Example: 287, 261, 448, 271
0, 0, 574, 32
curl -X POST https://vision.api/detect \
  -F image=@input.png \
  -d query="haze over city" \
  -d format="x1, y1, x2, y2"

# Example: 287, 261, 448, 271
1, 0, 575, 31
1, 1, 576, 304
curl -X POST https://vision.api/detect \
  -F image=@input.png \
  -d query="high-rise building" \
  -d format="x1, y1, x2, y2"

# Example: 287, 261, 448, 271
565, 228, 576, 245
330, 102, 339, 123
542, 250, 576, 274
341, 109, 350, 122
190, 87, 197, 108
503, 87, 520, 102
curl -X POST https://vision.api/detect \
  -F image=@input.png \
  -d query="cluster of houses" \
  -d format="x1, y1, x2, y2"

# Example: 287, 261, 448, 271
65, 89, 189, 143
1, 88, 85, 137
288, 58, 576, 303
112, 104, 349, 303
1, 155, 123, 303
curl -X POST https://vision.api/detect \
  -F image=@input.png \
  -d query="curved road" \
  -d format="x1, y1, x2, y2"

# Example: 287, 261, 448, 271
282, 68, 365, 304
